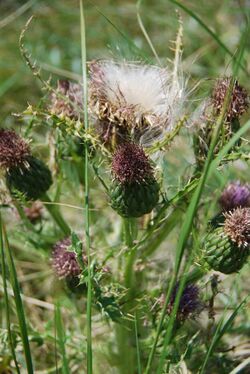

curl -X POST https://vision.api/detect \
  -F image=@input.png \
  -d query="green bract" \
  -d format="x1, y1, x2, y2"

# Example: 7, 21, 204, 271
6, 156, 53, 200
110, 178, 159, 218
204, 226, 249, 274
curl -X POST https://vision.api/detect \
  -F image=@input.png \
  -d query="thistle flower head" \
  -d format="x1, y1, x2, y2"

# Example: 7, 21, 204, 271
168, 283, 202, 321
0, 129, 30, 169
219, 182, 250, 211
50, 80, 83, 120
111, 143, 153, 184
89, 60, 186, 147
224, 207, 250, 248
52, 238, 82, 279
212, 77, 249, 121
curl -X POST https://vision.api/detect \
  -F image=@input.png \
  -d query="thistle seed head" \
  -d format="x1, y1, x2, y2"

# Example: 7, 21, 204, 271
0, 129, 30, 169
168, 283, 203, 321
219, 182, 250, 211
224, 207, 250, 248
89, 60, 186, 148
50, 80, 83, 120
111, 143, 153, 184
52, 238, 82, 279
212, 77, 249, 121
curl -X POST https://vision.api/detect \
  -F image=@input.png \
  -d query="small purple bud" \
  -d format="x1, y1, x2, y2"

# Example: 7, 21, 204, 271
168, 283, 203, 321
52, 238, 82, 279
219, 182, 250, 211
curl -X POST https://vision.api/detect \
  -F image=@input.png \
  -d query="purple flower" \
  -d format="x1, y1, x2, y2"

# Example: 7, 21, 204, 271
219, 182, 250, 211
0, 129, 30, 169
52, 238, 82, 279
112, 143, 153, 184
168, 283, 203, 321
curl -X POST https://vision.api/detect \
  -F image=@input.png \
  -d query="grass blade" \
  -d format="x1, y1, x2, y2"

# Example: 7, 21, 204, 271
55, 302, 70, 374
80, 1, 93, 373
168, 0, 249, 76
2, 219, 34, 373
0, 212, 20, 373
200, 297, 248, 374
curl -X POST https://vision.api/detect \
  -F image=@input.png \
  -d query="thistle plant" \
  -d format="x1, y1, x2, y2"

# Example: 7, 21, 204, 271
110, 142, 159, 217
167, 283, 203, 323
204, 207, 250, 274
52, 237, 87, 294
193, 77, 249, 169
1, 3, 250, 374
0, 129, 52, 200
219, 181, 250, 211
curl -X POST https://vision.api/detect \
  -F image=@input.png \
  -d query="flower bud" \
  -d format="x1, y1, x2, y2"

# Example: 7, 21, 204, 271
6, 156, 52, 200
167, 283, 203, 322
52, 237, 86, 294
193, 78, 249, 169
204, 208, 250, 274
0, 129, 52, 200
110, 143, 159, 217
219, 182, 250, 212
0, 129, 30, 168
212, 77, 249, 122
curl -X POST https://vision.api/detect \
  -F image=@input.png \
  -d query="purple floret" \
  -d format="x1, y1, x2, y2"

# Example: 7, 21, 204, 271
219, 182, 250, 211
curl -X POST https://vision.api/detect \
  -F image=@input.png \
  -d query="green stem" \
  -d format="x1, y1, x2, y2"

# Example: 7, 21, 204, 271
42, 193, 71, 236
1, 216, 34, 373
0, 211, 20, 373
80, 2, 92, 373
116, 218, 138, 374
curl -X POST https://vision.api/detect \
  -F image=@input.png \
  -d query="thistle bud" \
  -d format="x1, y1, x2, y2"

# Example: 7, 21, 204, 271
0, 129, 52, 200
167, 283, 203, 322
193, 78, 249, 169
0, 129, 30, 168
110, 143, 159, 217
219, 182, 250, 211
212, 77, 249, 122
6, 156, 52, 201
52, 238, 86, 294
204, 208, 250, 274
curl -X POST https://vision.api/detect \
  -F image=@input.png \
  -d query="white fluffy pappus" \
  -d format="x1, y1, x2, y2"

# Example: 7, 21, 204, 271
89, 60, 187, 148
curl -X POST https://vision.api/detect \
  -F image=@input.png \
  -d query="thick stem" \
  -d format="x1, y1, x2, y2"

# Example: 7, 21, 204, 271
116, 218, 138, 374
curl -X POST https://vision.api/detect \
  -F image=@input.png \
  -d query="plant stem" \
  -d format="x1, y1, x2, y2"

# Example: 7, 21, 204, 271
117, 218, 138, 374
1, 215, 34, 373
42, 193, 71, 236
0, 211, 20, 373
80, 1, 92, 373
